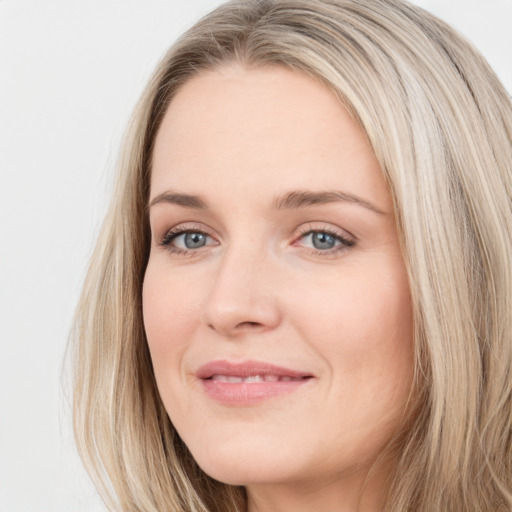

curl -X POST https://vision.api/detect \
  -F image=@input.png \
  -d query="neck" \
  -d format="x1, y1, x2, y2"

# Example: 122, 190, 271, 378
246, 463, 392, 512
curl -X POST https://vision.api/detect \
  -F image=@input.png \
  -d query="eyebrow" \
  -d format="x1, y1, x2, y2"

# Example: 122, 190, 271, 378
272, 190, 386, 214
148, 191, 208, 211
148, 189, 386, 214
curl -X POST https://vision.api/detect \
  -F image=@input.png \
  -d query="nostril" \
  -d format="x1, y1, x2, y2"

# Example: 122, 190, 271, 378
237, 321, 262, 329
207, 321, 260, 330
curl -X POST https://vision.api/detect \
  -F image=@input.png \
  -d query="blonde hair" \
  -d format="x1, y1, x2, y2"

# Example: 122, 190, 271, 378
72, 0, 512, 510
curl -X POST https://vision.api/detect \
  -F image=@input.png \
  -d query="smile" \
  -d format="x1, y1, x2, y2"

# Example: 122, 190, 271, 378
209, 374, 305, 383
196, 360, 314, 405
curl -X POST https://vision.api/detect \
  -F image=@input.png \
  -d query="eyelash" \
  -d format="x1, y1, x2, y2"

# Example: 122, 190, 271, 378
294, 225, 355, 257
158, 225, 215, 256
157, 224, 355, 257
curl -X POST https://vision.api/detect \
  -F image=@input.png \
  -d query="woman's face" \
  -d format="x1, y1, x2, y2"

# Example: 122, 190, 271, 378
143, 65, 414, 503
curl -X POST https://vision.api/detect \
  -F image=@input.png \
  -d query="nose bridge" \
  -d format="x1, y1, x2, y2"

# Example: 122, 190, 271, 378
203, 236, 281, 336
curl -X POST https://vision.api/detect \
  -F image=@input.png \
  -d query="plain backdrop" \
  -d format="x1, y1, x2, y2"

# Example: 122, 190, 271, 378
0, 1, 510, 511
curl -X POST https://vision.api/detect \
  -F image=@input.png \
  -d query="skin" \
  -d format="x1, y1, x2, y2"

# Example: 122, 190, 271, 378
143, 64, 414, 512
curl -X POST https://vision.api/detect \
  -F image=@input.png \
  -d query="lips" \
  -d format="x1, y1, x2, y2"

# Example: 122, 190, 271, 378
196, 360, 314, 405
196, 360, 313, 380
210, 374, 302, 383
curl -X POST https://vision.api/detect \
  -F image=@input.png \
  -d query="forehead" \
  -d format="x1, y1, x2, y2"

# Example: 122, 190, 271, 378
150, 64, 391, 211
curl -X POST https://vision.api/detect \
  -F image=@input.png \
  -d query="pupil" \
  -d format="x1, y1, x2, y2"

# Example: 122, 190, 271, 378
185, 233, 206, 249
312, 232, 335, 250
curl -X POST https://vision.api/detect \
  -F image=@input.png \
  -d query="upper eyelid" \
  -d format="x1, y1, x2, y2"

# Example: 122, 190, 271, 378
155, 220, 356, 245
156, 222, 351, 236
295, 222, 356, 241
158, 222, 215, 237
158, 224, 216, 246
157, 221, 357, 240
293, 231, 355, 251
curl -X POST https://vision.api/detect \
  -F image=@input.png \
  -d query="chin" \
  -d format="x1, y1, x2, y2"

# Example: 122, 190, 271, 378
184, 437, 300, 486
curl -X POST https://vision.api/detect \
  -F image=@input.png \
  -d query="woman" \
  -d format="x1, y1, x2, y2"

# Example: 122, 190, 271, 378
72, 0, 512, 510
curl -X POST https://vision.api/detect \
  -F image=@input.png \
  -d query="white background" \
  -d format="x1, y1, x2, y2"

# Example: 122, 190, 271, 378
0, 1, 510, 511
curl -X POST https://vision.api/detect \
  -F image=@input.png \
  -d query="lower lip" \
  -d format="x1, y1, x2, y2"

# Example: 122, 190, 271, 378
201, 379, 312, 405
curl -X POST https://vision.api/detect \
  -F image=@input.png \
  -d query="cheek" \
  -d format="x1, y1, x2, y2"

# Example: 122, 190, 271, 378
289, 258, 414, 397
142, 264, 199, 372
294, 261, 411, 343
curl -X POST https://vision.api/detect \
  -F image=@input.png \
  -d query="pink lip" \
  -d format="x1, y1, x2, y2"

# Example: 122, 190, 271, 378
196, 360, 314, 406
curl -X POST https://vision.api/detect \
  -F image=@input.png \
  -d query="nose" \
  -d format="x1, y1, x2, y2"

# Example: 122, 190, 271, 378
202, 246, 282, 337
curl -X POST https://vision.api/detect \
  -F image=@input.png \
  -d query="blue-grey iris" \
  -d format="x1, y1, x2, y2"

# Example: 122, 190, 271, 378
185, 232, 207, 249
312, 232, 336, 250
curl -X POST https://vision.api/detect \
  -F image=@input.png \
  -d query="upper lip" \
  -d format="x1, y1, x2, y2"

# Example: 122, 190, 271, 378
196, 360, 314, 379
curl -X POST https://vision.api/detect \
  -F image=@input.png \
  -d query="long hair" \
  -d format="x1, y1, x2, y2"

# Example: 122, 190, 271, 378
72, 1, 512, 510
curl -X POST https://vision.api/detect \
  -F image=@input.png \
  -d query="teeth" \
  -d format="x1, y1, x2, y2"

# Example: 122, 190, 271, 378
209, 374, 302, 383
210, 375, 242, 383
210, 375, 244, 383
245, 375, 264, 383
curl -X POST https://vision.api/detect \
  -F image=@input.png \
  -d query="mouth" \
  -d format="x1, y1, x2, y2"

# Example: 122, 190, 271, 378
209, 374, 306, 383
196, 360, 314, 405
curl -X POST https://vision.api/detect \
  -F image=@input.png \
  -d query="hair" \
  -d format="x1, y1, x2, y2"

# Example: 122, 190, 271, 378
71, 0, 512, 510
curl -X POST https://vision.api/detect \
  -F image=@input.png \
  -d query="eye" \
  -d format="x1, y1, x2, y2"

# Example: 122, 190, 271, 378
294, 227, 355, 255
174, 232, 209, 249
305, 231, 339, 250
159, 226, 218, 254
